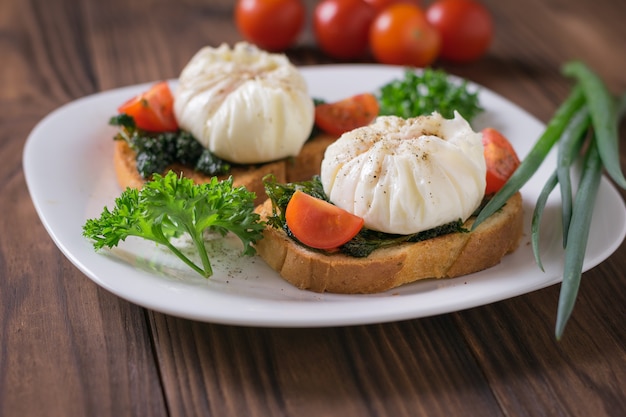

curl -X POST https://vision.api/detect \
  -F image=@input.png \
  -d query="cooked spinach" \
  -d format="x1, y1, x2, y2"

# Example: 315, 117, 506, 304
109, 114, 230, 178
263, 175, 467, 258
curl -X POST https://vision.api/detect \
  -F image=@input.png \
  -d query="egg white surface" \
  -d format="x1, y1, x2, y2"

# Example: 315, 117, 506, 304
173, 42, 314, 164
321, 113, 486, 234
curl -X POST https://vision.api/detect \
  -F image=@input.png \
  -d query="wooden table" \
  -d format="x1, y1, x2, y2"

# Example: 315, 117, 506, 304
3, 0, 625, 415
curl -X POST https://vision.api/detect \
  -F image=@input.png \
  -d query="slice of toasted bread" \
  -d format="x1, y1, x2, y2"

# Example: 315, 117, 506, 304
112, 134, 337, 205
254, 192, 524, 294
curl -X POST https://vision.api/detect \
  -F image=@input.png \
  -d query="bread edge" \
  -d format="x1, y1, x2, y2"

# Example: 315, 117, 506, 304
254, 192, 524, 294
112, 135, 337, 205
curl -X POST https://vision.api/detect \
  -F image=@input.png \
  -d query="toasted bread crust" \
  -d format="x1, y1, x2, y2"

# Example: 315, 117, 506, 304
112, 135, 336, 204
254, 192, 524, 294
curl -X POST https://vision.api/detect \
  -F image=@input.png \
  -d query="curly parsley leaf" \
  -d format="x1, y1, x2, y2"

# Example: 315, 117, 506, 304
377, 68, 483, 122
83, 171, 265, 277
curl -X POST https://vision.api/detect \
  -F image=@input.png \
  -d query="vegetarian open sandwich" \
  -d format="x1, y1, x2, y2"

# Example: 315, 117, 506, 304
254, 193, 523, 294
111, 42, 336, 204
253, 113, 524, 294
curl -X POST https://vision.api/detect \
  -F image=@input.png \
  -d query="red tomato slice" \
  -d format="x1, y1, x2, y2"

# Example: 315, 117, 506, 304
118, 81, 178, 132
315, 93, 380, 136
285, 190, 364, 250
482, 128, 520, 195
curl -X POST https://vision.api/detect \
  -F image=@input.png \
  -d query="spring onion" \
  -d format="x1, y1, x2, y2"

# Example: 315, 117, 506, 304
555, 140, 603, 339
531, 171, 557, 272
554, 91, 626, 339
532, 106, 589, 271
472, 85, 586, 230
474, 60, 626, 338
553, 68, 626, 338
556, 106, 591, 245
562, 61, 626, 189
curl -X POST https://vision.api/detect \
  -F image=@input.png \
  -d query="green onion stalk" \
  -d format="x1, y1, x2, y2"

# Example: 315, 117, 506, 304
472, 60, 626, 339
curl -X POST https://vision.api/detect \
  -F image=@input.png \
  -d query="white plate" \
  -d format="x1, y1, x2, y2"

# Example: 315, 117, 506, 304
23, 65, 626, 327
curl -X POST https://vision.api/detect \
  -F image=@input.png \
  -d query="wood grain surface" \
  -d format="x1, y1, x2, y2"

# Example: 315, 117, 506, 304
2, 0, 625, 416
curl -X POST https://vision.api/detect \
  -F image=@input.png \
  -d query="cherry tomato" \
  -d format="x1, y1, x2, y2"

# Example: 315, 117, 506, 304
235, 0, 305, 51
426, 0, 493, 63
286, 190, 364, 250
313, 0, 377, 60
315, 93, 380, 136
369, 4, 441, 67
364, 0, 421, 13
482, 128, 520, 195
118, 81, 178, 132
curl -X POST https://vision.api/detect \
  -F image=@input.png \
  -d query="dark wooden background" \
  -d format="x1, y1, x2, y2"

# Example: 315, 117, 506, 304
2, 0, 625, 416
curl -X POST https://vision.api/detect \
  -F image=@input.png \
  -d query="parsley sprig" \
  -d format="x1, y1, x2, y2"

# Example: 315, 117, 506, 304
83, 171, 265, 277
377, 68, 483, 122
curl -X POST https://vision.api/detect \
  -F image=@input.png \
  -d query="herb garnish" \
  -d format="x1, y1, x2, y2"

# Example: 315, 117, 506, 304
377, 68, 483, 121
83, 171, 265, 277
472, 60, 626, 339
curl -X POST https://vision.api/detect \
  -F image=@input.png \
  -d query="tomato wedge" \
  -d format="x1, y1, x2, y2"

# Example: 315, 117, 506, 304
482, 127, 520, 195
314, 93, 379, 136
285, 190, 364, 250
118, 81, 178, 132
